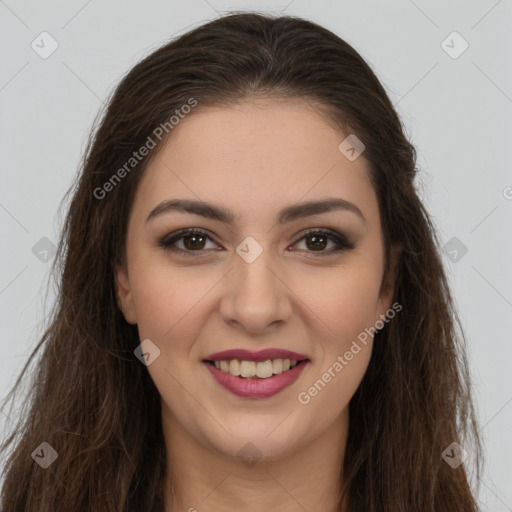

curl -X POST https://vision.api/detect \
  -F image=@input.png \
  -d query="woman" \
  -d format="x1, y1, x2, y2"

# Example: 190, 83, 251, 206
0, 12, 482, 511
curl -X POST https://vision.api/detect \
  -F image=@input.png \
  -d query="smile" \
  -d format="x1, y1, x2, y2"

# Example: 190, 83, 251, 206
204, 359, 310, 398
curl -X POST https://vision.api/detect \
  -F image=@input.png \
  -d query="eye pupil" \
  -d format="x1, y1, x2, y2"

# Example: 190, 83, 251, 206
184, 234, 206, 250
306, 234, 327, 251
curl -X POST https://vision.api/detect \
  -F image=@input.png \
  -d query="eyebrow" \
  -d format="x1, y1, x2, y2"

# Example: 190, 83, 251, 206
146, 197, 366, 225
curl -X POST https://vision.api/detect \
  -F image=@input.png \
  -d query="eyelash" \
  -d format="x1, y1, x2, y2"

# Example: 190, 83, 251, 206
156, 227, 355, 257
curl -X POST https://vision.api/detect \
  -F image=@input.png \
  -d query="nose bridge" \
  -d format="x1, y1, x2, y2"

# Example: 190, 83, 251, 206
220, 237, 292, 332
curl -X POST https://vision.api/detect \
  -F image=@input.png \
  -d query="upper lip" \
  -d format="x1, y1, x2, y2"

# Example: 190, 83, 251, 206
204, 348, 309, 362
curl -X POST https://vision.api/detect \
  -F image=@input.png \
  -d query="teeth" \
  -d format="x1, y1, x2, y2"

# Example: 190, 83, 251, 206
256, 360, 273, 378
240, 360, 255, 378
212, 358, 301, 379
229, 359, 241, 376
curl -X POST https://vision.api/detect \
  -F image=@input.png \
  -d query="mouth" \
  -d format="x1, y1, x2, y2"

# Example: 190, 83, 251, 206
202, 357, 311, 399
204, 358, 310, 379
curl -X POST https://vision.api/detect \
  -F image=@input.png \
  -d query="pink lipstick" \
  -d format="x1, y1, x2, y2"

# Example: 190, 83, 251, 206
203, 348, 310, 399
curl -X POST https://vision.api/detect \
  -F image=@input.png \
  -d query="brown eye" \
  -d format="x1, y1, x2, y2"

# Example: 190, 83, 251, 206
292, 229, 354, 256
157, 228, 354, 258
304, 233, 329, 251
182, 233, 207, 250
157, 229, 218, 256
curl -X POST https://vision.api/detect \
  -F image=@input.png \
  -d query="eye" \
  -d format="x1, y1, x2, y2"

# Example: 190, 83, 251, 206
291, 228, 354, 256
156, 227, 354, 257
157, 228, 219, 256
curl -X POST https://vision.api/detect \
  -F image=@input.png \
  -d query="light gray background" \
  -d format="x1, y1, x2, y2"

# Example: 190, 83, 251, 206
1, 0, 511, 509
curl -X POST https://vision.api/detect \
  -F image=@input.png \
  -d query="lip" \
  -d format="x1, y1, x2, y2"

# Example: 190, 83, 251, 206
204, 348, 309, 362
204, 359, 310, 398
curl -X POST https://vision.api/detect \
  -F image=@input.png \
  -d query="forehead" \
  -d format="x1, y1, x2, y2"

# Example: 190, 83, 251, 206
133, 99, 380, 228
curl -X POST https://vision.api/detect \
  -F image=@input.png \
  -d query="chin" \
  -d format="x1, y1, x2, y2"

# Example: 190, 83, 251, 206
205, 418, 303, 462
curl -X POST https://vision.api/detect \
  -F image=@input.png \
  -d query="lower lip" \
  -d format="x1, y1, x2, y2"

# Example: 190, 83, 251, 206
204, 360, 309, 398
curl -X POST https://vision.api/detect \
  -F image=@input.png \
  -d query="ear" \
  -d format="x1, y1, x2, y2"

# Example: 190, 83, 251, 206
114, 264, 137, 324
375, 243, 402, 322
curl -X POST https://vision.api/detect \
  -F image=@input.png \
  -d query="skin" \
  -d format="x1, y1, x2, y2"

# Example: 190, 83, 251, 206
115, 98, 400, 512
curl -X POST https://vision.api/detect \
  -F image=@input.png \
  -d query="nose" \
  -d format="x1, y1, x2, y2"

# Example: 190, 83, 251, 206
219, 247, 293, 335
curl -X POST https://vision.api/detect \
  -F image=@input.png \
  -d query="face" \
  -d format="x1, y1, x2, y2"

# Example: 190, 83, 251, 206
115, 98, 398, 462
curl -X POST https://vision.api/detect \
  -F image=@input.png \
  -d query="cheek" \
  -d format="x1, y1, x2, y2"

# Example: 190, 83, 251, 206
129, 260, 215, 342
291, 264, 381, 412
130, 254, 383, 356
299, 262, 383, 345
296, 344, 372, 424
294, 266, 380, 414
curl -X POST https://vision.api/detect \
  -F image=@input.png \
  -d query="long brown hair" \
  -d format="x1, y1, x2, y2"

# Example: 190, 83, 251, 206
0, 12, 483, 511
